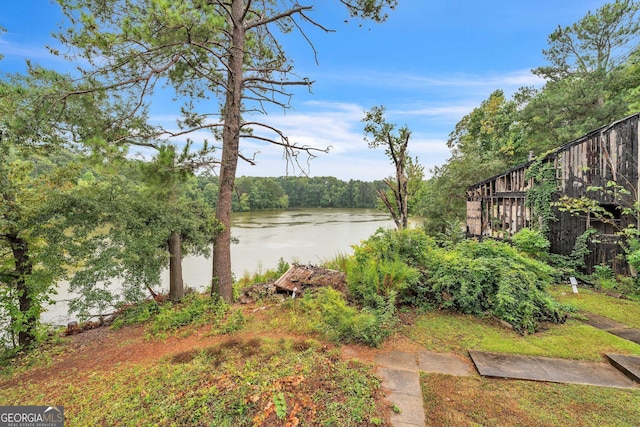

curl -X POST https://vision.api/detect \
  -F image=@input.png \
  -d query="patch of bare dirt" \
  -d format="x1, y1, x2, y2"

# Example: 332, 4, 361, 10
2, 320, 318, 389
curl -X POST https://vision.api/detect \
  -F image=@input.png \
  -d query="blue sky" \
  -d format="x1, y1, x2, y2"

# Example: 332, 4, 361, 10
1, 1, 613, 180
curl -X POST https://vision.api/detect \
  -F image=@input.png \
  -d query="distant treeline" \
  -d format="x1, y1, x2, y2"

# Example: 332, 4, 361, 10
197, 174, 386, 211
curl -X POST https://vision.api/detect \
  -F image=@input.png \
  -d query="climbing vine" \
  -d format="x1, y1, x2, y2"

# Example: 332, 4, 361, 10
525, 158, 558, 233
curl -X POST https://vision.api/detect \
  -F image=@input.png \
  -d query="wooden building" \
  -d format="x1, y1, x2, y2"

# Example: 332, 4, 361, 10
466, 113, 640, 273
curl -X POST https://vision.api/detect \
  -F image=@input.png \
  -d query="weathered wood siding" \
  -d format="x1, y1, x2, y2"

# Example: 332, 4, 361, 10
466, 164, 532, 239
466, 113, 640, 273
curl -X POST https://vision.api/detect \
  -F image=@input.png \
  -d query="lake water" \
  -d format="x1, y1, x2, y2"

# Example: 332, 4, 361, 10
42, 208, 394, 325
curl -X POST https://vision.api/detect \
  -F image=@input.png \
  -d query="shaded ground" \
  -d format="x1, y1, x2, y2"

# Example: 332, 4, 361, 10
0, 303, 400, 426
3, 300, 640, 426
2, 316, 363, 390
2, 325, 424, 391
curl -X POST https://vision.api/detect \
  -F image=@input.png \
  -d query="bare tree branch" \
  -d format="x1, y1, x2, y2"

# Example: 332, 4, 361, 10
244, 5, 313, 30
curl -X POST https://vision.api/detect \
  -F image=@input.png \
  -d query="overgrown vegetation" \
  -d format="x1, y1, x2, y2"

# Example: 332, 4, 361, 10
512, 227, 550, 260
344, 227, 568, 334
111, 292, 244, 338
429, 239, 567, 333
300, 287, 397, 347
3, 265, 640, 425
525, 159, 558, 233
0, 337, 388, 426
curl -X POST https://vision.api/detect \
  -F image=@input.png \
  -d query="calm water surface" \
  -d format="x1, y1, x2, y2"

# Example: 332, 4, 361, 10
43, 208, 393, 324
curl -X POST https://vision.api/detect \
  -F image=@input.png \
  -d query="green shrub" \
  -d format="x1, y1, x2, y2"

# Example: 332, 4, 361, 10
434, 218, 466, 247
346, 257, 420, 307
346, 228, 565, 334
615, 276, 640, 299
511, 228, 550, 260
426, 239, 566, 333
592, 264, 616, 290
150, 293, 228, 334
349, 228, 435, 306
427, 251, 495, 313
303, 288, 397, 347
111, 299, 160, 329
353, 227, 437, 267
627, 249, 640, 272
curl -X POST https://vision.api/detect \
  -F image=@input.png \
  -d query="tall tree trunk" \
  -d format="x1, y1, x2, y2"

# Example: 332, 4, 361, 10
399, 172, 408, 229
8, 232, 36, 348
168, 231, 184, 301
212, 0, 245, 302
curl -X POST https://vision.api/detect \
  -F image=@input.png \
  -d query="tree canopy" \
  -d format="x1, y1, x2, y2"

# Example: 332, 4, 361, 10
422, 0, 640, 235
55, 0, 397, 302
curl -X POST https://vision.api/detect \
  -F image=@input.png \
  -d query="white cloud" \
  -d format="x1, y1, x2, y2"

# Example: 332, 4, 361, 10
0, 38, 70, 64
148, 99, 457, 180
317, 67, 545, 93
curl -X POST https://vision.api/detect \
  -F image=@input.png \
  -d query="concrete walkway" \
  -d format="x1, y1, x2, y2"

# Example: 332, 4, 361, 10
375, 350, 473, 426
372, 311, 640, 426
581, 312, 640, 345
469, 350, 639, 388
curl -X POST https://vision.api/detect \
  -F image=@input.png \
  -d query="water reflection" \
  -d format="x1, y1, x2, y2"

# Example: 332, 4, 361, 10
42, 208, 393, 324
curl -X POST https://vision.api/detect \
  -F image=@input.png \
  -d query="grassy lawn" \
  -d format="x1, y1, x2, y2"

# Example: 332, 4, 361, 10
550, 284, 640, 328
0, 336, 388, 426
421, 373, 640, 426
1, 284, 640, 425
412, 286, 640, 426
405, 310, 640, 361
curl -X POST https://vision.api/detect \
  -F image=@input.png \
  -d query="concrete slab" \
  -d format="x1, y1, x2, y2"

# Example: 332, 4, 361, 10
582, 313, 628, 330
375, 350, 419, 371
376, 363, 425, 427
610, 328, 640, 345
376, 367, 422, 396
580, 312, 640, 345
606, 354, 640, 383
469, 350, 639, 389
386, 391, 425, 427
418, 350, 474, 376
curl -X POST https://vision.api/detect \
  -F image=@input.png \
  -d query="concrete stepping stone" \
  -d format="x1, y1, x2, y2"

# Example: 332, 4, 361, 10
605, 354, 640, 383
469, 350, 639, 389
581, 312, 640, 345
582, 313, 628, 330
375, 351, 425, 426
376, 367, 422, 395
375, 349, 419, 371
418, 350, 474, 376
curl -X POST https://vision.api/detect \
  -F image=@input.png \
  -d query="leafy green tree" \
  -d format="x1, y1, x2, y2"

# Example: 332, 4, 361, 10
56, 0, 397, 302
234, 177, 288, 210
536, 0, 639, 82
521, 0, 640, 152
0, 149, 76, 349
66, 160, 218, 316
421, 91, 517, 236
447, 90, 526, 165
141, 147, 219, 301
422, 154, 505, 236
0, 71, 91, 349
622, 47, 640, 113
363, 106, 420, 229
